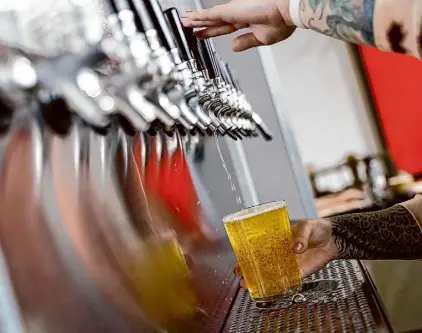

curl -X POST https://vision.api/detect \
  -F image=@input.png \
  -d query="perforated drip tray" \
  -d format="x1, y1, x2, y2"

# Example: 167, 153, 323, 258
222, 261, 392, 333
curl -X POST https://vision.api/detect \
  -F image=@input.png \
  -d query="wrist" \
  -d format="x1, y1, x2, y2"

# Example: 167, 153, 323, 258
277, 0, 295, 26
278, 0, 305, 28
327, 235, 340, 261
327, 218, 340, 260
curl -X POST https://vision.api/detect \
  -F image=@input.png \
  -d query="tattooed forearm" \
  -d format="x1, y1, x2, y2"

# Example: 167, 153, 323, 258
331, 205, 422, 260
299, 0, 376, 46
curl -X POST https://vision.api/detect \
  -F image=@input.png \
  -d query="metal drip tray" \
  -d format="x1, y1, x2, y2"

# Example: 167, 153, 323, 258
223, 261, 392, 333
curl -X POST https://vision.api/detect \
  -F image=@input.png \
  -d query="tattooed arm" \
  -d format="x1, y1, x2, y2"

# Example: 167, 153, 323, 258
292, 198, 422, 277
184, 0, 421, 58
299, 0, 422, 59
331, 204, 422, 260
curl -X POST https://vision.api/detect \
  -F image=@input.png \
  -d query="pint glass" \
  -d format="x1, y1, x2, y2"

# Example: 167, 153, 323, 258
223, 201, 302, 302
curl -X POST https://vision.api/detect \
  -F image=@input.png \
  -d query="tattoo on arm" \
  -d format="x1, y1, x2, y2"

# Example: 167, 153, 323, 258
300, 0, 376, 46
331, 205, 422, 260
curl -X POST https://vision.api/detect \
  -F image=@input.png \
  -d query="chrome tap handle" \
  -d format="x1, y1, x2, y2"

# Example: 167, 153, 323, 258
198, 40, 216, 79
108, 0, 121, 15
35, 52, 110, 128
252, 113, 273, 141
218, 59, 232, 86
163, 8, 192, 63
124, 0, 200, 131
126, 0, 155, 34
224, 62, 241, 91
78, 47, 152, 131
112, 94, 151, 131
183, 27, 205, 72
219, 60, 240, 107
105, 0, 180, 129
205, 39, 222, 79
142, 0, 176, 53
161, 9, 217, 132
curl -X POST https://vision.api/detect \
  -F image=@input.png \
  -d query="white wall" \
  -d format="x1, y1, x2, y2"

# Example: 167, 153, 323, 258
269, 29, 381, 171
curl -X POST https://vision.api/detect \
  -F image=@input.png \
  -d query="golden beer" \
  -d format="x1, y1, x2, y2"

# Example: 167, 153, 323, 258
223, 201, 302, 302
128, 235, 198, 330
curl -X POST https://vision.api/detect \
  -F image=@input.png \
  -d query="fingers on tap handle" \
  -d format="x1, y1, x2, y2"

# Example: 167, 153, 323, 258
195, 25, 238, 40
182, 17, 227, 29
183, 5, 228, 26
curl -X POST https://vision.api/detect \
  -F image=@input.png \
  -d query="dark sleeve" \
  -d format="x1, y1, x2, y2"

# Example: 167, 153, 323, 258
331, 205, 422, 260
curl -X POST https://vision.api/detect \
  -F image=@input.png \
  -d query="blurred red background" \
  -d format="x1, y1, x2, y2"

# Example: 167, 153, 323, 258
360, 46, 422, 176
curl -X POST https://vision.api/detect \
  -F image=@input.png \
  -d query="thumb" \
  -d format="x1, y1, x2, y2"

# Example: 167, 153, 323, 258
232, 32, 263, 52
292, 221, 313, 254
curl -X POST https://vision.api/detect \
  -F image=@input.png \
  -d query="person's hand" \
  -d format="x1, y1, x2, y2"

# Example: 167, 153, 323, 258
234, 218, 339, 288
181, 0, 296, 52
292, 218, 339, 277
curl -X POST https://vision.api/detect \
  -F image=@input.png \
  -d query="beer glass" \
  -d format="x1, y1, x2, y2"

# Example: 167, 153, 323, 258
223, 201, 302, 302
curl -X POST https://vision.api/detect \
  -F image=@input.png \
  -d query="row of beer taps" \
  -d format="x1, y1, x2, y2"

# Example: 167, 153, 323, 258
0, 0, 273, 142
0, 3, 262, 332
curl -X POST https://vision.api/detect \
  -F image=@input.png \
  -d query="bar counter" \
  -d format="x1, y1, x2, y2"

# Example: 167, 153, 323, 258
314, 188, 422, 332
363, 260, 422, 332
219, 220, 422, 333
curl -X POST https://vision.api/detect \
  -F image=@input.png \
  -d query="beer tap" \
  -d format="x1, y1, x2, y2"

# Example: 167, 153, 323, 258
208, 50, 248, 139
7, 9, 154, 133
219, 63, 257, 138
0, 0, 269, 141
192, 32, 273, 142
3, 18, 148, 134
185, 35, 249, 139
0, 44, 113, 130
206, 47, 273, 141
216, 59, 256, 137
214, 65, 250, 138
171, 27, 224, 136
162, 7, 215, 133
128, 0, 200, 132
176, 28, 236, 138
197, 39, 242, 140
180, 35, 233, 138
204, 41, 269, 136
221, 61, 274, 141
103, 0, 177, 129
